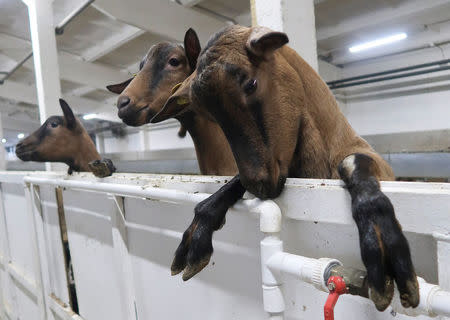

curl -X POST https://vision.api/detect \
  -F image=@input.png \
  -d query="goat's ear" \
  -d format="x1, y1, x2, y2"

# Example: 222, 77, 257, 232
106, 78, 133, 94
150, 80, 191, 123
246, 27, 289, 58
184, 28, 201, 71
59, 99, 76, 129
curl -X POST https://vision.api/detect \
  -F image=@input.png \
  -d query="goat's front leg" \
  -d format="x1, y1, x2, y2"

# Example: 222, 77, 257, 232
338, 153, 419, 311
171, 174, 245, 281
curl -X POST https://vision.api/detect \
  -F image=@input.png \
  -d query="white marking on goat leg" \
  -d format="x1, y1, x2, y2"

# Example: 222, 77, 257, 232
342, 154, 356, 177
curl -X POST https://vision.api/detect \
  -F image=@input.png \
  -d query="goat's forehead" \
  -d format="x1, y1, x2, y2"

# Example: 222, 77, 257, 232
142, 43, 182, 63
44, 116, 63, 124
197, 31, 250, 74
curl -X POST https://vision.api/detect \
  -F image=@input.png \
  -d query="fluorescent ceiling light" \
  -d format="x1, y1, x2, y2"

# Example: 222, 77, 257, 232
17, 133, 25, 139
349, 33, 407, 53
83, 113, 98, 120
1, 139, 5, 143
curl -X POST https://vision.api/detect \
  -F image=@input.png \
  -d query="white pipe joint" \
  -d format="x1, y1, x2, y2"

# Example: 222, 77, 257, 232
254, 199, 281, 233
390, 277, 450, 317
266, 252, 342, 292
260, 238, 285, 315
258, 200, 283, 315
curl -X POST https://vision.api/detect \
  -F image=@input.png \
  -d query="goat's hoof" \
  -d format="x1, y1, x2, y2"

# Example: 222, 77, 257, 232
357, 192, 419, 311
182, 258, 211, 281
89, 158, 116, 178
171, 217, 214, 281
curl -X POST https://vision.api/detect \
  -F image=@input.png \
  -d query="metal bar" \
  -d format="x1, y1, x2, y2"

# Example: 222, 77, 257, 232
26, 183, 51, 320
0, 0, 94, 85
3, 302, 14, 320
55, 0, 95, 35
55, 188, 79, 314
0, 51, 33, 84
327, 58, 450, 86
7, 262, 38, 299
23, 176, 279, 217
108, 195, 139, 320
0, 184, 20, 319
48, 294, 85, 320
329, 65, 450, 89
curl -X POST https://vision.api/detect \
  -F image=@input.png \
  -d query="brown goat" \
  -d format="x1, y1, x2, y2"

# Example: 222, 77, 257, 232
153, 26, 419, 311
106, 29, 237, 175
16, 99, 115, 177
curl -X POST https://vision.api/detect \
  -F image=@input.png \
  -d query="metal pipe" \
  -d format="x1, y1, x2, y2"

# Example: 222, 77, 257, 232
0, 0, 94, 84
23, 176, 280, 217
327, 58, 450, 86
263, 248, 450, 317
329, 65, 450, 89
256, 195, 450, 318
55, 0, 95, 35
0, 51, 33, 85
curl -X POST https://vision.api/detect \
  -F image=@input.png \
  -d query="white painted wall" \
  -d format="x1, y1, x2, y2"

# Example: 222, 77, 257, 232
103, 132, 141, 153
102, 126, 194, 154
344, 90, 450, 136
336, 44, 450, 137
148, 127, 194, 151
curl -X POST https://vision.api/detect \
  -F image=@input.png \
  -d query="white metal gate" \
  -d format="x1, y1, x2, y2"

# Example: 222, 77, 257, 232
0, 172, 449, 320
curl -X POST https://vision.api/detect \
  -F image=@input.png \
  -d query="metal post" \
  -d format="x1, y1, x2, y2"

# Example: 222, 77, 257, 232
251, 0, 318, 71
139, 128, 150, 151
0, 114, 6, 171
95, 134, 105, 154
0, 184, 20, 319
23, 0, 64, 171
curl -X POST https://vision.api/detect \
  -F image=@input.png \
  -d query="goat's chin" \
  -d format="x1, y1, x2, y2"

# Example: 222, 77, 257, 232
16, 150, 42, 162
242, 174, 287, 200
120, 108, 156, 127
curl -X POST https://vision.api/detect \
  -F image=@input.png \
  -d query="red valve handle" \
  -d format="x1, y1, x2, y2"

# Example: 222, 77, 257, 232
324, 276, 347, 320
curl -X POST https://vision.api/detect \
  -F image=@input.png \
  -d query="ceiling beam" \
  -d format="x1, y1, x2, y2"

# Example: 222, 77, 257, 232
0, 32, 129, 91
81, 25, 145, 62
0, 80, 118, 121
93, 0, 228, 43
66, 85, 96, 97
317, 0, 450, 42
1, 117, 39, 133
177, 0, 203, 8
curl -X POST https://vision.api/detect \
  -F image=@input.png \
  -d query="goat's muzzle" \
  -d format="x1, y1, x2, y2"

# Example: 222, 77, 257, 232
15, 141, 40, 161
116, 98, 152, 126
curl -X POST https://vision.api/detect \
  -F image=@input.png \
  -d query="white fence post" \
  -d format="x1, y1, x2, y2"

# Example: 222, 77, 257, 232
109, 194, 139, 320
0, 183, 19, 319
27, 183, 58, 320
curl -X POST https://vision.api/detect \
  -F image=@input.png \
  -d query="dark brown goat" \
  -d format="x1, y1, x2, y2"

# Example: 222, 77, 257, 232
16, 99, 115, 177
106, 29, 237, 176
153, 26, 418, 311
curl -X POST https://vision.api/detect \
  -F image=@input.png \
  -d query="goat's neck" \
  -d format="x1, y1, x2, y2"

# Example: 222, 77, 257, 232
281, 46, 358, 178
71, 134, 101, 172
178, 112, 237, 176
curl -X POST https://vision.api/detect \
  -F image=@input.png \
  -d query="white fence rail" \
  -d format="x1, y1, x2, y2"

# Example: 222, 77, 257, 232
0, 171, 449, 320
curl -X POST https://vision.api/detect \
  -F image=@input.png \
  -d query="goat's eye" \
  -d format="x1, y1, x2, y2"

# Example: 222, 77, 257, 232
139, 60, 145, 70
168, 58, 180, 67
244, 79, 257, 95
50, 122, 58, 128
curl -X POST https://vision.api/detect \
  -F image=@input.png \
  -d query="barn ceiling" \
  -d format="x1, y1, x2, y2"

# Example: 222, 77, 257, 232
0, 0, 450, 146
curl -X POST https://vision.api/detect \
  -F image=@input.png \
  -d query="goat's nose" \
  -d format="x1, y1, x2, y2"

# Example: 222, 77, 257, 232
117, 96, 130, 109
